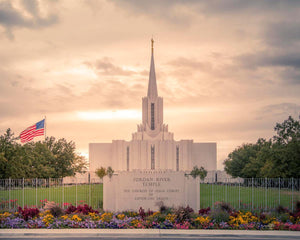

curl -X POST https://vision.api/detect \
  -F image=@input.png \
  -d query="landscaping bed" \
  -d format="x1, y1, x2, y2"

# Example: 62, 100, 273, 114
1, 202, 300, 230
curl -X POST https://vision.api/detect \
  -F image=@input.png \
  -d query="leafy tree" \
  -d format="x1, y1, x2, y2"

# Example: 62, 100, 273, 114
95, 166, 114, 179
190, 166, 207, 180
0, 129, 23, 178
240, 139, 272, 178
95, 167, 107, 179
43, 136, 87, 178
273, 116, 300, 144
0, 129, 87, 178
224, 116, 300, 178
224, 139, 266, 178
107, 166, 114, 179
73, 155, 88, 174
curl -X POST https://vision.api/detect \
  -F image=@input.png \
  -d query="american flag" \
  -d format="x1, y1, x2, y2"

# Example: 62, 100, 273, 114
20, 119, 45, 143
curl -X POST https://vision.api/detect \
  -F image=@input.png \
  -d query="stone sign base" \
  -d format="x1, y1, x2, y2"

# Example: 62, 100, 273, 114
103, 170, 200, 212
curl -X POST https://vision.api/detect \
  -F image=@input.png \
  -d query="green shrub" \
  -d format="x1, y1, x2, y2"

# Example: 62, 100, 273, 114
209, 209, 230, 223
174, 206, 194, 223
44, 201, 64, 217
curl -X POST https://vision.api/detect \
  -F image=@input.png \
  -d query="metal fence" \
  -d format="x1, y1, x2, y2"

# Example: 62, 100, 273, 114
0, 177, 299, 212
200, 178, 300, 212
0, 178, 103, 211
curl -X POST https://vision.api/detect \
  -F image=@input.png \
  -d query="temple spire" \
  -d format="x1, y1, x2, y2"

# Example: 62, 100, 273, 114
147, 38, 158, 99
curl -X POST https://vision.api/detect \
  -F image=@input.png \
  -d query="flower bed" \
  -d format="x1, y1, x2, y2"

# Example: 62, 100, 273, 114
1, 202, 300, 230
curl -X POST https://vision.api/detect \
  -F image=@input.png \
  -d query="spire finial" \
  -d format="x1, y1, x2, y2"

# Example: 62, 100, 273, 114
151, 38, 154, 55
147, 38, 158, 99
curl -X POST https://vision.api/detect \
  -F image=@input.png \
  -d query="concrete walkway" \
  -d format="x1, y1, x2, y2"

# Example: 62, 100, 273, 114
0, 229, 300, 239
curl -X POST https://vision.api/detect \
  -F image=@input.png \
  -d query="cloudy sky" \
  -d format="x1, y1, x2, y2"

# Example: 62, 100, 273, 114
1, 0, 300, 169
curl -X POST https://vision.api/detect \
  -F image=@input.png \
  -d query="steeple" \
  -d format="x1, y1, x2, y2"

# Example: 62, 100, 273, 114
135, 39, 173, 140
147, 38, 158, 99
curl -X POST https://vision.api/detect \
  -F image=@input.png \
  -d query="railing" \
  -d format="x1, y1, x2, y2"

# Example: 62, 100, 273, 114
0, 177, 299, 211
200, 178, 300, 211
0, 178, 103, 211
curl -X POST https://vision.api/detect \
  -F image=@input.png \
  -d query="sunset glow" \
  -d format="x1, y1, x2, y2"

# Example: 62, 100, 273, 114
77, 110, 141, 120
0, 0, 299, 169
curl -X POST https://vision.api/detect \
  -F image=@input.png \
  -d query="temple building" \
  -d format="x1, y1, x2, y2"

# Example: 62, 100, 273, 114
89, 40, 217, 174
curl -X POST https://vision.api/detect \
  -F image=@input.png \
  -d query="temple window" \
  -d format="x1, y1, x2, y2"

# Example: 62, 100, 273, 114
151, 145, 155, 169
151, 103, 155, 130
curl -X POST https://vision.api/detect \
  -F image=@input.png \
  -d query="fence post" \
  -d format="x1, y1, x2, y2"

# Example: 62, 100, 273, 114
278, 178, 280, 206
212, 177, 214, 210
199, 179, 201, 209
49, 178, 51, 201
292, 177, 294, 212
265, 178, 267, 211
225, 178, 227, 203
238, 179, 241, 210
9, 178, 11, 210
76, 177, 77, 207
89, 179, 91, 207
35, 178, 38, 207
62, 178, 64, 209
22, 178, 24, 208
252, 178, 254, 211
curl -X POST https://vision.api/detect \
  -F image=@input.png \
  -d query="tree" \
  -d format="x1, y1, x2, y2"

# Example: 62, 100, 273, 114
190, 166, 207, 180
0, 129, 87, 178
73, 155, 88, 174
224, 139, 267, 178
273, 116, 300, 145
44, 136, 87, 178
107, 166, 114, 179
95, 166, 114, 179
224, 116, 300, 178
0, 129, 24, 178
95, 167, 107, 179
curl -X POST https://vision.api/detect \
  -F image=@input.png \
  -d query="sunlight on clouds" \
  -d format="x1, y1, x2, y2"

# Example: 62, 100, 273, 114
56, 65, 98, 79
77, 110, 141, 120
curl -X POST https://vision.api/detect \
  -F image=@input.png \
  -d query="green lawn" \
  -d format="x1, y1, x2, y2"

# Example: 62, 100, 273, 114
0, 183, 299, 211
200, 183, 300, 211
0, 184, 103, 210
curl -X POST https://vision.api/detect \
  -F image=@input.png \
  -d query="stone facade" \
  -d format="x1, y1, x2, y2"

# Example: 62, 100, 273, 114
89, 42, 217, 176
104, 170, 200, 211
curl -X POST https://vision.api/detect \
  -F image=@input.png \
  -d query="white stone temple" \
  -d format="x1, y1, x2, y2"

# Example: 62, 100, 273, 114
89, 40, 217, 175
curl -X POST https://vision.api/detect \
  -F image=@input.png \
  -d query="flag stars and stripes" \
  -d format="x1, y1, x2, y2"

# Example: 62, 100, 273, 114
19, 119, 45, 143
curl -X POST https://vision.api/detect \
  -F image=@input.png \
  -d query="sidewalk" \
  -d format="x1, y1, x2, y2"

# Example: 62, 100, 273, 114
0, 229, 300, 238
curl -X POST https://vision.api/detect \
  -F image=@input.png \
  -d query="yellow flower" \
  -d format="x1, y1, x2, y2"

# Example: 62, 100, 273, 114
125, 211, 138, 217
195, 216, 210, 225
100, 212, 113, 222
166, 213, 176, 223
71, 214, 82, 222
229, 211, 258, 226
130, 219, 141, 227
60, 215, 68, 220
0, 212, 11, 219
89, 212, 101, 221
261, 216, 276, 224
152, 211, 160, 216
39, 210, 51, 217
272, 220, 280, 225
42, 213, 54, 226
117, 214, 125, 220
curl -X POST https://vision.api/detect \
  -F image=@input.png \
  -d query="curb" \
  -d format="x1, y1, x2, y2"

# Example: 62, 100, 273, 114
0, 229, 300, 238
